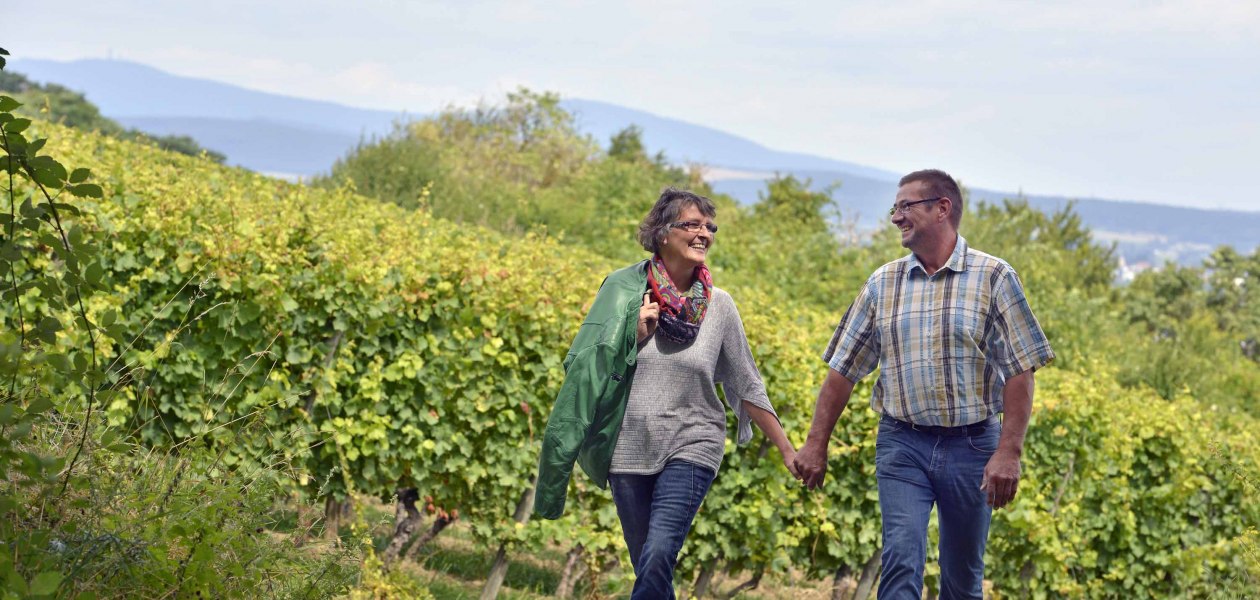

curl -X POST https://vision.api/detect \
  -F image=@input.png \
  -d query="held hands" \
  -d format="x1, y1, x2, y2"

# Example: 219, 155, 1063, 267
793, 440, 828, 489
781, 446, 801, 480
980, 448, 1021, 509
637, 292, 659, 343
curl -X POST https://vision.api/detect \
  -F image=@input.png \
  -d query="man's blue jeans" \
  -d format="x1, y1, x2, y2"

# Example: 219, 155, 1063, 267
609, 460, 716, 600
876, 415, 1001, 600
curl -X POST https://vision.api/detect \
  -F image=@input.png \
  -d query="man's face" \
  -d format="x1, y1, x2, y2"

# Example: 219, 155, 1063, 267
891, 181, 944, 250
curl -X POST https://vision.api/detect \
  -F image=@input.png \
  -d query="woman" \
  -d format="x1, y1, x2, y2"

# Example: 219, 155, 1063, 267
534, 187, 798, 599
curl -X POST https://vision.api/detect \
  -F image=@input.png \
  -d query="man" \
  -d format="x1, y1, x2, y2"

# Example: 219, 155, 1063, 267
793, 169, 1055, 599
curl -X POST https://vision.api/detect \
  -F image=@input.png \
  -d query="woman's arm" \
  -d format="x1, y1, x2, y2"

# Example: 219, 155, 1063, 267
747, 403, 800, 478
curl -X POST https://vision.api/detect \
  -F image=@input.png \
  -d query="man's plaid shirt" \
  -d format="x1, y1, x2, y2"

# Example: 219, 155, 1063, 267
822, 235, 1055, 427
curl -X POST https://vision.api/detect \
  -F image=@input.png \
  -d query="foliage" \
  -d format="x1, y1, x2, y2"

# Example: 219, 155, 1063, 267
322, 89, 722, 264
712, 175, 856, 308
2, 419, 360, 598
987, 367, 1259, 598
1114, 249, 1260, 414
4, 68, 1257, 597
348, 551, 434, 599
1, 50, 357, 598
7, 117, 618, 552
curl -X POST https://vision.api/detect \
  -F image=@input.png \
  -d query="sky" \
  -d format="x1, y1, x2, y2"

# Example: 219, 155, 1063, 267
7, 0, 1260, 211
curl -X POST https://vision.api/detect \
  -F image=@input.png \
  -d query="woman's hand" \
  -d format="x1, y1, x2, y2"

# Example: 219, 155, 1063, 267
782, 446, 802, 480
637, 292, 659, 343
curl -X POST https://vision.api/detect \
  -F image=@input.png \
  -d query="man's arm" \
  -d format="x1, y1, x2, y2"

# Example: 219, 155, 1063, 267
981, 369, 1034, 509
793, 369, 856, 489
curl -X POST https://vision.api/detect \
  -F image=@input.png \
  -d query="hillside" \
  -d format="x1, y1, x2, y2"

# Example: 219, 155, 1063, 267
4, 74, 1258, 597
12, 57, 1258, 267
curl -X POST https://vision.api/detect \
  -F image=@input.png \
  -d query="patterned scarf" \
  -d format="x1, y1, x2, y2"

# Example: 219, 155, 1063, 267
646, 255, 713, 344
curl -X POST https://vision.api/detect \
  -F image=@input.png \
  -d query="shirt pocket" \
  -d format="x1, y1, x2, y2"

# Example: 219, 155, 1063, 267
955, 305, 986, 349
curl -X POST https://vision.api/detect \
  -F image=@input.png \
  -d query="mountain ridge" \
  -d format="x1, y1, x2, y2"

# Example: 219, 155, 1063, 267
11, 57, 1256, 266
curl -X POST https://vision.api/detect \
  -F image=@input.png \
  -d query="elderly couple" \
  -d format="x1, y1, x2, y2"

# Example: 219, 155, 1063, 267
535, 169, 1055, 600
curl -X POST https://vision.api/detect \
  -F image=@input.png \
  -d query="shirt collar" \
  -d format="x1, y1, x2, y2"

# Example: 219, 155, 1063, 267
906, 234, 969, 277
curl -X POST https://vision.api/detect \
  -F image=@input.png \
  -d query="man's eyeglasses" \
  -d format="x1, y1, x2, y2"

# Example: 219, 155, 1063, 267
670, 220, 719, 234
888, 197, 944, 216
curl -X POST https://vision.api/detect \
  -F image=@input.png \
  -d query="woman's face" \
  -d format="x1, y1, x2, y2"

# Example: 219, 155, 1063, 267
659, 204, 715, 268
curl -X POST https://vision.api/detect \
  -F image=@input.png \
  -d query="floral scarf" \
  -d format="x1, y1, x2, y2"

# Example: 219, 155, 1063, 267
646, 255, 713, 344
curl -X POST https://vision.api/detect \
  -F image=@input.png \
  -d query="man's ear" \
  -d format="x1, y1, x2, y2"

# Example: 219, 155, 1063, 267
938, 197, 952, 222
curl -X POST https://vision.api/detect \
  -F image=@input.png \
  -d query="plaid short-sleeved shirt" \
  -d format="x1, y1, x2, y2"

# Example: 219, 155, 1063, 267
822, 235, 1055, 427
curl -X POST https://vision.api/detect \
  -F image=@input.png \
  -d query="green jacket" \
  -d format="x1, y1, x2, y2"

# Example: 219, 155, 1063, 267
533, 260, 647, 519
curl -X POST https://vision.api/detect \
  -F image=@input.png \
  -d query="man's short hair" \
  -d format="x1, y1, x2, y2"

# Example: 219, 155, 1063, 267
637, 187, 717, 253
900, 169, 963, 229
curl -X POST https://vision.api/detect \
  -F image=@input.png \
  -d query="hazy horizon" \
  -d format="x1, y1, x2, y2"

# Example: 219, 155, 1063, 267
6, 0, 1260, 212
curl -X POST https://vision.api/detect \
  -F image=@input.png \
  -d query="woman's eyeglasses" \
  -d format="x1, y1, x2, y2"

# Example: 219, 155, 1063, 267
670, 220, 719, 234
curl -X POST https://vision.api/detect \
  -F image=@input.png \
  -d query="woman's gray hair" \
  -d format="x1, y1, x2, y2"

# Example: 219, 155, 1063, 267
637, 187, 717, 253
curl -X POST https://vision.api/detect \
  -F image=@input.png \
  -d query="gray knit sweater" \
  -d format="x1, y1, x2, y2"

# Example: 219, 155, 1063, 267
609, 287, 778, 476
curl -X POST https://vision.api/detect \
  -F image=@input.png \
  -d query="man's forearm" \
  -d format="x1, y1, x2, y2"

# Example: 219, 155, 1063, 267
805, 370, 855, 446
997, 369, 1034, 455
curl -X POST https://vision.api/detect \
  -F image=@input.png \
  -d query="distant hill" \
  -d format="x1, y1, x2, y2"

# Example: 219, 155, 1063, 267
10, 59, 899, 180
118, 116, 359, 178
12, 58, 402, 137
711, 170, 1260, 268
12, 57, 1257, 267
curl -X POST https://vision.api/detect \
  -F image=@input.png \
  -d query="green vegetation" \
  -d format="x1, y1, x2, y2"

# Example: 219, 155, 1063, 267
2, 42, 1257, 598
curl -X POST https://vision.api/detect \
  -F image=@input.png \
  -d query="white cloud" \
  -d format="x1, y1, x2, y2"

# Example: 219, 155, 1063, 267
5, 0, 1259, 210
138, 46, 479, 113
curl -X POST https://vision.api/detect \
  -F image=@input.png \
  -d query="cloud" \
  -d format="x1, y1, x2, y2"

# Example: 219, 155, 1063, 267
146, 47, 479, 113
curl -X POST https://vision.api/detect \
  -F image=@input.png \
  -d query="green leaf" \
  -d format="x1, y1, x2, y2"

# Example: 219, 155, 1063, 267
29, 571, 63, 595
27, 138, 46, 155
4, 132, 26, 153
26, 396, 54, 415
3, 118, 30, 133
0, 96, 19, 112
33, 167, 63, 188
69, 183, 103, 198
86, 262, 105, 286
46, 353, 69, 371
52, 201, 82, 216
28, 156, 68, 184
69, 168, 91, 184
37, 315, 62, 335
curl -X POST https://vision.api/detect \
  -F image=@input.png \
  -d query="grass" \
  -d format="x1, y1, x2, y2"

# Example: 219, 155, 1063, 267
329, 496, 835, 600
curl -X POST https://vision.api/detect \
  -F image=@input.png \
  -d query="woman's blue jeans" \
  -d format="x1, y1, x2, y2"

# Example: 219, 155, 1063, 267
876, 415, 1001, 600
609, 460, 716, 600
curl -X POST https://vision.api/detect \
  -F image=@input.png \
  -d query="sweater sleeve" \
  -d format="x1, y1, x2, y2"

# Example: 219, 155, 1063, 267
714, 291, 778, 445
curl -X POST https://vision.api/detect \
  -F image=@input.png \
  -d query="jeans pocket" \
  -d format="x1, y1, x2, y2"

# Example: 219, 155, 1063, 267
689, 463, 716, 512
878, 416, 905, 434
967, 427, 1000, 453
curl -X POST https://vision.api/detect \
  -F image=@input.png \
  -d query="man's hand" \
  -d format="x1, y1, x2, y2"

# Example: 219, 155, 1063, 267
980, 448, 1021, 509
983, 369, 1034, 510
793, 441, 828, 489
637, 292, 659, 343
